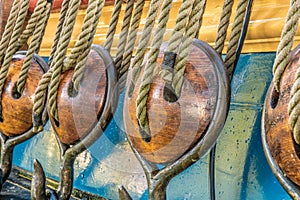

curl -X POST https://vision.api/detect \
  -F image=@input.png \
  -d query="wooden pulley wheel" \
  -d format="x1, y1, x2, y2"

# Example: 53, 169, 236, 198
0, 52, 48, 136
49, 45, 117, 145
123, 39, 229, 164
262, 44, 300, 196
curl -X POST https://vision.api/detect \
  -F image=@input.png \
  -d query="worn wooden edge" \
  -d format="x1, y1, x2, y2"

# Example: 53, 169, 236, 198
261, 84, 300, 200
2, 165, 105, 200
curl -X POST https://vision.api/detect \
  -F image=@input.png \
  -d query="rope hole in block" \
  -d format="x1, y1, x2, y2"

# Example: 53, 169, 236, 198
67, 80, 79, 98
11, 82, 22, 100
270, 87, 279, 109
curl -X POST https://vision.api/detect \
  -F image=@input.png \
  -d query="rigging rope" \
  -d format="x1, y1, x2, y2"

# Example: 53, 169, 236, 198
214, 0, 234, 55
224, 0, 250, 79
118, 0, 146, 90
114, 0, 135, 76
287, 0, 300, 144
104, 0, 123, 51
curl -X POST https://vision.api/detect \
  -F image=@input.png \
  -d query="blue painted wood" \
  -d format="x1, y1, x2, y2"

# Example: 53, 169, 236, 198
11, 53, 291, 199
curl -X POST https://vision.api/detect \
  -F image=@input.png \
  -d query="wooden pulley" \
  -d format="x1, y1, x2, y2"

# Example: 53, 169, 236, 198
123, 39, 229, 164
49, 45, 117, 145
0, 52, 48, 136
262, 44, 300, 195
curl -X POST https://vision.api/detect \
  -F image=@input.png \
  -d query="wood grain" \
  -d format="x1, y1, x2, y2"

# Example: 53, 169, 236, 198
0, 54, 45, 136
264, 44, 300, 187
49, 48, 107, 145
123, 41, 222, 164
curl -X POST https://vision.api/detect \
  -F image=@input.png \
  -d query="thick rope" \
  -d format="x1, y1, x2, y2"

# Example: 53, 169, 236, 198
104, 0, 123, 51
48, 0, 71, 65
47, 0, 82, 122
114, 0, 135, 75
63, 0, 98, 71
171, 0, 207, 97
118, 0, 146, 90
135, 0, 174, 137
0, 0, 21, 64
128, 0, 162, 95
285, 1, 300, 143
36, 2, 52, 53
224, 0, 250, 79
71, 0, 105, 92
165, 0, 193, 53
16, 2, 51, 95
15, 0, 49, 51
214, 0, 234, 55
273, 0, 300, 93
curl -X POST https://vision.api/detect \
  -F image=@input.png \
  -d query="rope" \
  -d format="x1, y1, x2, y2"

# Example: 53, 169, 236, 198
71, 0, 105, 92
171, 0, 207, 97
286, 1, 300, 144
135, 0, 174, 138
104, 0, 123, 51
16, 2, 51, 95
47, 0, 82, 122
214, 0, 234, 55
118, 0, 146, 90
48, 0, 71, 65
224, 0, 250, 79
128, 0, 162, 95
64, 0, 98, 71
165, 0, 193, 53
0, 0, 21, 64
15, 0, 49, 51
114, 0, 135, 75
273, 0, 300, 93
0, 0, 32, 119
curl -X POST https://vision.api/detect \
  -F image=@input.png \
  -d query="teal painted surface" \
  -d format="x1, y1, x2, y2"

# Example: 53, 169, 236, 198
12, 53, 291, 199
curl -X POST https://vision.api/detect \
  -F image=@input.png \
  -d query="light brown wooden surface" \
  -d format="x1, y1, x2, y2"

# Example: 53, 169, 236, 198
264, 45, 300, 187
123, 41, 222, 164
49, 48, 107, 145
34, 0, 300, 56
0, 54, 45, 136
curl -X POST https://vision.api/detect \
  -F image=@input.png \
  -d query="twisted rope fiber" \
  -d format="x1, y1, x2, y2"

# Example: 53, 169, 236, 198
104, 0, 123, 51
0, 0, 21, 64
33, 0, 104, 132
114, 0, 135, 75
71, 0, 105, 92
194, 0, 206, 39
48, 0, 82, 122
135, 0, 174, 136
165, 0, 194, 53
36, 3, 52, 53
48, 0, 71, 65
15, 0, 49, 51
273, 1, 300, 93
224, 0, 249, 79
118, 0, 146, 89
171, 0, 207, 97
60, 0, 104, 71
16, 2, 51, 95
286, 1, 300, 143
214, 0, 234, 55
64, 0, 98, 71
128, 0, 162, 93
